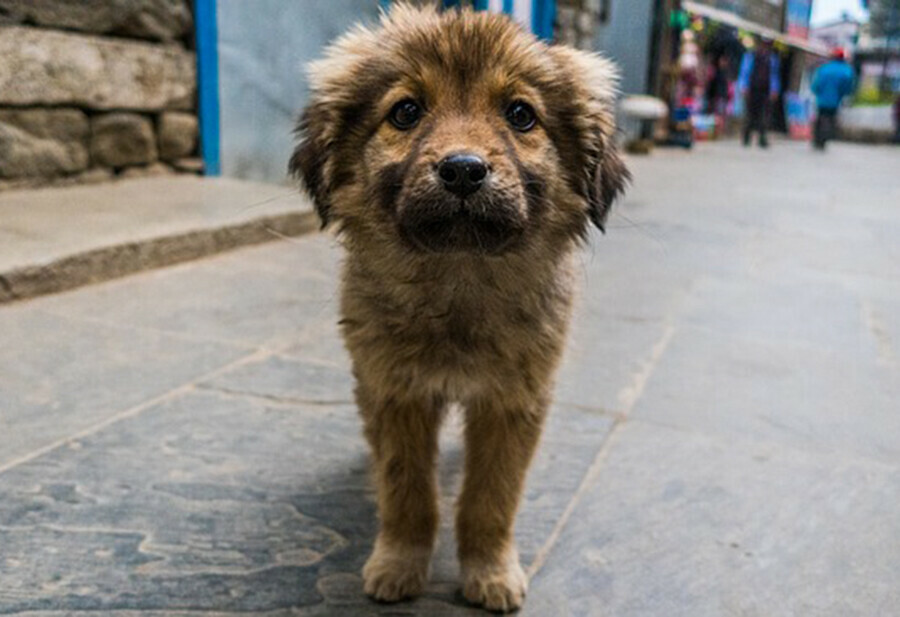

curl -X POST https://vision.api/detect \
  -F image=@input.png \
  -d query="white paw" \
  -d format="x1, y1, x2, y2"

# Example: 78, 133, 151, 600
362, 539, 431, 603
461, 553, 528, 613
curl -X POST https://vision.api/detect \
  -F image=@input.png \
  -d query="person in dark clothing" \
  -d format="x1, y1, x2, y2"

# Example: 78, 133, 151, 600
893, 95, 900, 144
738, 39, 781, 148
811, 48, 856, 150
705, 55, 731, 116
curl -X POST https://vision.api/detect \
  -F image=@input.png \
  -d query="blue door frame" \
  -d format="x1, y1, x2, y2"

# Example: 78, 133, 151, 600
194, 0, 220, 176
530, 0, 556, 40
442, 0, 556, 40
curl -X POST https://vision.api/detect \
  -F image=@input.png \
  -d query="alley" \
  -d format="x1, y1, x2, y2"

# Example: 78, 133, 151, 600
1, 140, 898, 616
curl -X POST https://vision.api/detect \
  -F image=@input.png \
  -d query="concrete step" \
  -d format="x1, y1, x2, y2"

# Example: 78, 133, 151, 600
0, 176, 317, 303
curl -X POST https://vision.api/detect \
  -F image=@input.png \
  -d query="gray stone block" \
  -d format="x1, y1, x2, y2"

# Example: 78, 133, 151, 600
524, 421, 900, 617
91, 113, 158, 167
0, 0, 193, 41
0, 304, 248, 467
0, 108, 89, 179
679, 274, 869, 353
554, 314, 671, 413
0, 380, 613, 614
158, 111, 198, 161
199, 355, 354, 405
0, 26, 195, 110
632, 325, 900, 464
517, 406, 616, 565
0, 390, 366, 612
34, 236, 340, 348
556, 5, 577, 26
576, 10, 595, 35
118, 161, 175, 179
282, 315, 352, 370
0, 167, 116, 193
171, 156, 205, 173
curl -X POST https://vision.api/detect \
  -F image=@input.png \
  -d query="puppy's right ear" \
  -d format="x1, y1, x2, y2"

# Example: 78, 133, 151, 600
289, 12, 392, 225
289, 102, 332, 227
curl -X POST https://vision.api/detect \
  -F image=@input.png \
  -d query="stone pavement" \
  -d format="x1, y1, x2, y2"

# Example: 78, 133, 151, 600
1, 140, 898, 616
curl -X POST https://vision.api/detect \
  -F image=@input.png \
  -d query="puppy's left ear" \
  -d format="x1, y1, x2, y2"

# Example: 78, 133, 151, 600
289, 102, 333, 227
588, 141, 630, 232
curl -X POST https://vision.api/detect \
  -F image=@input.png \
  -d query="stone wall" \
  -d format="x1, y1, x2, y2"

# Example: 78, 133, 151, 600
0, 0, 200, 190
555, 0, 603, 50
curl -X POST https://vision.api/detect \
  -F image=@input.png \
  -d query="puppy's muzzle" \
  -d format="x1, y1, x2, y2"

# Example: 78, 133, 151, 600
398, 152, 525, 255
402, 209, 522, 255
400, 195, 523, 256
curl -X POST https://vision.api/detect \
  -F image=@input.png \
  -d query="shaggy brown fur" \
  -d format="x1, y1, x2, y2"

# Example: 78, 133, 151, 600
290, 4, 628, 612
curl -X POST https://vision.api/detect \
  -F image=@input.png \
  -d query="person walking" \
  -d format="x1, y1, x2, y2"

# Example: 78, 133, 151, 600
705, 55, 731, 117
892, 94, 899, 144
811, 48, 856, 150
738, 38, 781, 148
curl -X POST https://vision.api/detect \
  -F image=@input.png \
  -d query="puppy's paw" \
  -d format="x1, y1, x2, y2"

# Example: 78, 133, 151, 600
461, 554, 528, 613
362, 539, 431, 603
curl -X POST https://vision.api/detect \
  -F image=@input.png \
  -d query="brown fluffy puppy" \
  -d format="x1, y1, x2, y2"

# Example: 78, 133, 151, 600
291, 4, 628, 612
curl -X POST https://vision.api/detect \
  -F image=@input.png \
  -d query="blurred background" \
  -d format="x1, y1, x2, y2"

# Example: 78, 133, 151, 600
1, 0, 897, 190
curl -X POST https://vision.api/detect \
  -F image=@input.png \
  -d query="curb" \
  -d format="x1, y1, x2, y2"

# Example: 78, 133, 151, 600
0, 210, 319, 305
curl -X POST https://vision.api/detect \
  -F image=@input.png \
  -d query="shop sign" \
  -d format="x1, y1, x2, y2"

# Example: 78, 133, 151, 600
785, 0, 813, 39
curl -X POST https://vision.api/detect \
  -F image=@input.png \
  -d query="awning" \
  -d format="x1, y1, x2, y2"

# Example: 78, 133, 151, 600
682, 0, 829, 57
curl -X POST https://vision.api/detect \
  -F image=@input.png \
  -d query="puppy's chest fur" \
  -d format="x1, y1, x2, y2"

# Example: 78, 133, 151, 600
340, 250, 577, 400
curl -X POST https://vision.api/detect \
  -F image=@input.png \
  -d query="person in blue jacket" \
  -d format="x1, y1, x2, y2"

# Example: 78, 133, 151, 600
811, 48, 856, 150
738, 38, 781, 148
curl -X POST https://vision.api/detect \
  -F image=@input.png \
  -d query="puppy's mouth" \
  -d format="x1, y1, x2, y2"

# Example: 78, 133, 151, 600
398, 198, 524, 255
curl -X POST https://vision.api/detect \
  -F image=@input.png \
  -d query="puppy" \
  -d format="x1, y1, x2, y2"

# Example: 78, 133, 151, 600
291, 4, 628, 612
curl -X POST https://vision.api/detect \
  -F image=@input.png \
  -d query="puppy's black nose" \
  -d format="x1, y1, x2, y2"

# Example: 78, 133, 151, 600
437, 154, 488, 198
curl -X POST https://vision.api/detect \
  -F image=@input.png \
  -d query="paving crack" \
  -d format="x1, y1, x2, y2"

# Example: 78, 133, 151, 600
527, 321, 677, 580
194, 383, 353, 407
0, 347, 278, 477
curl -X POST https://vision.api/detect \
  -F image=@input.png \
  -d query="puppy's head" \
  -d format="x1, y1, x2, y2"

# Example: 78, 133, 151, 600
291, 4, 629, 255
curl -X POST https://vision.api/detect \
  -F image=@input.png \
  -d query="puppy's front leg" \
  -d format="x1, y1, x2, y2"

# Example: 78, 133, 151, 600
358, 384, 443, 602
457, 397, 547, 613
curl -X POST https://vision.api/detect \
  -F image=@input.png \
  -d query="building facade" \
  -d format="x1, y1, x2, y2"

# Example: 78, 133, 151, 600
701, 0, 785, 30
203, 0, 559, 184
866, 0, 900, 39
811, 15, 862, 54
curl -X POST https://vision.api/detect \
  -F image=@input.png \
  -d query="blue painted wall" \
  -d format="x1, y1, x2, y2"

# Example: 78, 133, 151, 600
593, 0, 655, 96
216, 0, 382, 184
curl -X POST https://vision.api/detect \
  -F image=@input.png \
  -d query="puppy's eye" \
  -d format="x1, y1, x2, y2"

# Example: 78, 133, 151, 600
389, 99, 422, 130
506, 101, 537, 132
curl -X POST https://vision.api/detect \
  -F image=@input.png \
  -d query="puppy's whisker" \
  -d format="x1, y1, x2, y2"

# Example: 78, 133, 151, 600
607, 211, 668, 252
264, 226, 310, 245
471, 221, 486, 254
237, 190, 303, 214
